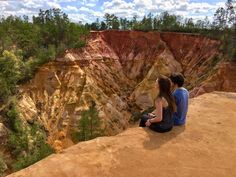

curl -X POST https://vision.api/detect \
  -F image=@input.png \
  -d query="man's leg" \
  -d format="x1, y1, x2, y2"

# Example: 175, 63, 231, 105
139, 114, 149, 127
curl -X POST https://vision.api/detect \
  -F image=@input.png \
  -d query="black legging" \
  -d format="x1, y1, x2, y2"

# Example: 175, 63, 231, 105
139, 114, 172, 133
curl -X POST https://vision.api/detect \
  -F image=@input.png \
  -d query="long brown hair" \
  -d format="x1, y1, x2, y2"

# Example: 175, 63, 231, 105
157, 76, 177, 114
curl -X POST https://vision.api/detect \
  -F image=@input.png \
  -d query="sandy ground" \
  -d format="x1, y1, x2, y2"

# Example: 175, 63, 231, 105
7, 92, 236, 177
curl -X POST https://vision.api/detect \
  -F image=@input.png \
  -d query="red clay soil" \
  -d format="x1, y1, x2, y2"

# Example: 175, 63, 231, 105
92, 31, 166, 81
92, 31, 227, 93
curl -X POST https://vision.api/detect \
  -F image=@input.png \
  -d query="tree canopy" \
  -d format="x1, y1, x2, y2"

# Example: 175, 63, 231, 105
0, 8, 88, 102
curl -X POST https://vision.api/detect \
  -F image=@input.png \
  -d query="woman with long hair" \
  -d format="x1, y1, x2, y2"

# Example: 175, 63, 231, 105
139, 75, 177, 133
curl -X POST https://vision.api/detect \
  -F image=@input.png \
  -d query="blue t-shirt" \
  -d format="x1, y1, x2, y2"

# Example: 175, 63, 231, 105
172, 88, 189, 125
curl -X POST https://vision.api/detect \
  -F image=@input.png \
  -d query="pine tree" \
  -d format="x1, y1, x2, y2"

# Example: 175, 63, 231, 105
111, 15, 120, 29
131, 15, 138, 30
120, 18, 129, 30
76, 101, 103, 141
225, 0, 235, 25
214, 7, 227, 29
100, 21, 107, 30
104, 13, 112, 29
146, 13, 153, 31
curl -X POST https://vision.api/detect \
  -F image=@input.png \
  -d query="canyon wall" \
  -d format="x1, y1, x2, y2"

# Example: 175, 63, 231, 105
15, 31, 235, 149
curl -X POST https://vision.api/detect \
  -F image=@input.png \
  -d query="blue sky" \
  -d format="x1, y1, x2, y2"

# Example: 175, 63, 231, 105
0, 0, 229, 23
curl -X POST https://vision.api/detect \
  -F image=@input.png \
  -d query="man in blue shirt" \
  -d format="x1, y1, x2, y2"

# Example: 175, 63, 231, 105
170, 73, 189, 125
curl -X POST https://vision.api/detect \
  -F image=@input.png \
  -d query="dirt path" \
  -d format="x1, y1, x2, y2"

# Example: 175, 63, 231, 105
8, 92, 236, 177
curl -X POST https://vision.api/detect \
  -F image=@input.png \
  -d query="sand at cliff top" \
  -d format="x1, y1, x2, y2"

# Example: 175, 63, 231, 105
8, 92, 236, 177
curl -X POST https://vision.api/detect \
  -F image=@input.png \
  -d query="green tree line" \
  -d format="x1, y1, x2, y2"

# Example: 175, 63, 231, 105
88, 0, 235, 33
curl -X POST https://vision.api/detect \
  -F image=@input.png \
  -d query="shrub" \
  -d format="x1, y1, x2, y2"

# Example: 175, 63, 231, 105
9, 122, 54, 172
12, 143, 54, 171
6, 101, 23, 133
71, 131, 81, 143
6, 102, 29, 157
0, 76, 11, 101
0, 50, 23, 101
211, 55, 221, 67
73, 40, 86, 48
5, 101, 54, 171
8, 119, 54, 171
8, 132, 29, 157
35, 46, 56, 65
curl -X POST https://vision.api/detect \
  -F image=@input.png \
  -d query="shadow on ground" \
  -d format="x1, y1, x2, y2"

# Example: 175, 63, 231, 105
142, 125, 186, 150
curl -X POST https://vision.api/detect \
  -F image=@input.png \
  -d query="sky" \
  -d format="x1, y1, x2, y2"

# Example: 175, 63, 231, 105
0, 0, 228, 23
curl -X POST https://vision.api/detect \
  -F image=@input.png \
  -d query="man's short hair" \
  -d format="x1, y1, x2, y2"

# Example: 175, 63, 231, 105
170, 73, 185, 87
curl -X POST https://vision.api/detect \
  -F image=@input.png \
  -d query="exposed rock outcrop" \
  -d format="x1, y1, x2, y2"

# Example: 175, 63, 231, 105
190, 62, 236, 97
8, 92, 236, 177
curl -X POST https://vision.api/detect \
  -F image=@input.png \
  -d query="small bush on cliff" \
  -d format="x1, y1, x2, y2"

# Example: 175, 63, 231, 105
0, 50, 23, 101
5, 101, 54, 172
211, 55, 221, 67
6, 102, 29, 157
72, 101, 104, 142
9, 122, 54, 172
12, 143, 54, 171
11, 124, 54, 171
7, 100, 23, 133
8, 132, 29, 158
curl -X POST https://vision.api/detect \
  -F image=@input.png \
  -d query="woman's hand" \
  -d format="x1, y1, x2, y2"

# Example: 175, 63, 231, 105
148, 113, 156, 118
145, 120, 151, 127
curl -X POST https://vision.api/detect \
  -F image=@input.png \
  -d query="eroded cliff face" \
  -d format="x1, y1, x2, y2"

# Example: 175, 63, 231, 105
16, 31, 235, 149
190, 62, 236, 97
160, 33, 222, 87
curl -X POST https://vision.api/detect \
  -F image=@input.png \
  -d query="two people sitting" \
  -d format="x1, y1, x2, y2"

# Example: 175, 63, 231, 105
139, 73, 189, 133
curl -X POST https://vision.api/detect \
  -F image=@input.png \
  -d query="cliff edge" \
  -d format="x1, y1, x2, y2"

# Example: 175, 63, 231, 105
8, 92, 236, 177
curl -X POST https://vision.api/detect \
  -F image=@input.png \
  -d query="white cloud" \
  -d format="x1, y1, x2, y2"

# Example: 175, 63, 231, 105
102, 0, 141, 18
64, 5, 78, 12
86, 3, 96, 7
82, 0, 99, 5
79, 7, 91, 12
0, 1, 10, 12
0, 0, 228, 23
47, 2, 61, 9
68, 13, 90, 23
55, 0, 77, 2
103, 0, 134, 9
79, 7, 103, 18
